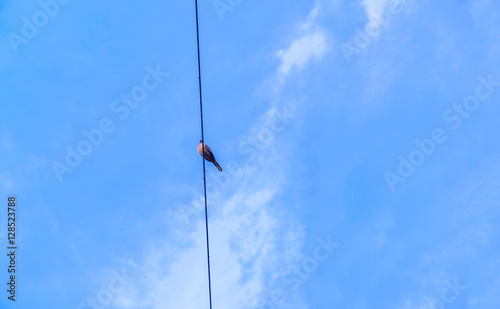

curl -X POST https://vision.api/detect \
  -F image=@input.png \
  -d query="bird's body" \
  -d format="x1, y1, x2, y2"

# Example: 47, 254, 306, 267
198, 140, 222, 171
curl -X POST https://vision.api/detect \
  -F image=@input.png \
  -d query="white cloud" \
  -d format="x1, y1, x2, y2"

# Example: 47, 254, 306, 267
360, 0, 411, 38
276, 4, 329, 77
277, 31, 327, 76
362, 0, 391, 25
115, 189, 291, 309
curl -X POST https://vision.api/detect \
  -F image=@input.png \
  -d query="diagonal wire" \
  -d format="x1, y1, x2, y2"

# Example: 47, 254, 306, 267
194, 0, 213, 308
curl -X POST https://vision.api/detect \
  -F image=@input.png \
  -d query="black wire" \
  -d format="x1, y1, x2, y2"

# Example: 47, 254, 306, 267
194, 1, 213, 308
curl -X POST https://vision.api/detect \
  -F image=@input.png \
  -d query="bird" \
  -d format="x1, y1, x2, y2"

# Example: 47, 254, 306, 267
198, 140, 222, 171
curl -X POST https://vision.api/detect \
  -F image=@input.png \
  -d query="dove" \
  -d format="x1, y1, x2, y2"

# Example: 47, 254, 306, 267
198, 140, 222, 171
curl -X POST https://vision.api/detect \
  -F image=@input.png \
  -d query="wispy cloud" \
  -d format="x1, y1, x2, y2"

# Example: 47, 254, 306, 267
277, 31, 327, 76
115, 185, 305, 309
340, 0, 411, 63
276, 4, 329, 78
362, 0, 391, 26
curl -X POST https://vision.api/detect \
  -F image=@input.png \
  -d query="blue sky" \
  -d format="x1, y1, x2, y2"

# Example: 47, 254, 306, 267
1, 0, 500, 308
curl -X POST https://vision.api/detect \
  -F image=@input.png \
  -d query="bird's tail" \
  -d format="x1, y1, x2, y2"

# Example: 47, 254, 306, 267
214, 161, 222, 172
